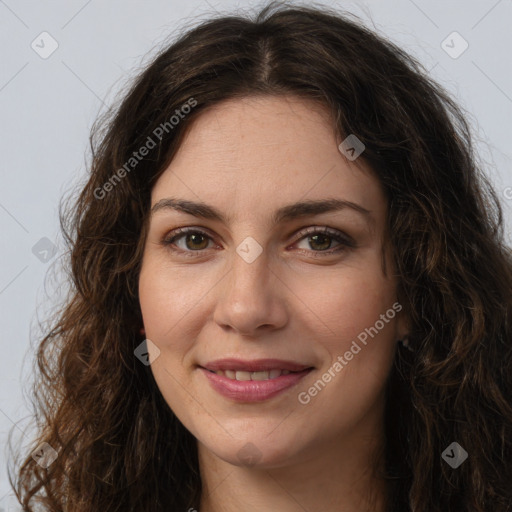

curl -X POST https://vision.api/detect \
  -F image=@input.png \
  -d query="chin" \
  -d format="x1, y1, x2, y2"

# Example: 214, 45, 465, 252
200, 433, 303, 469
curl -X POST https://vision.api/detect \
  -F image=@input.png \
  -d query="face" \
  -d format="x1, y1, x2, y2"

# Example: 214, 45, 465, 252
138, 95, 407, 469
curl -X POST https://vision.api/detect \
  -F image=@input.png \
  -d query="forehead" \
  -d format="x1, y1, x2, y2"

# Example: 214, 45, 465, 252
151, 95, 386, 230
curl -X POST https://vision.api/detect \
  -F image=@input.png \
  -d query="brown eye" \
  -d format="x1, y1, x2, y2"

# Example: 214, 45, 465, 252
308, 233, 334, 251
294, 226, 354, 256
182, 232, 210, 250
162, 228, 215, 254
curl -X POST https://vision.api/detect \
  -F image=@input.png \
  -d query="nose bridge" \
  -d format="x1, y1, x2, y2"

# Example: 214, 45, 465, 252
213, 235, 286, 334
229, 236, 270, 298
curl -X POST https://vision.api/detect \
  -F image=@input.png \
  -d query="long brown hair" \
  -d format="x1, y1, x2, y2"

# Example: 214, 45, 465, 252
11, 2, 512, 510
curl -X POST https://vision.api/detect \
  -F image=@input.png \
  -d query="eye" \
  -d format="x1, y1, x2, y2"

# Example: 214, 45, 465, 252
291, 226, 354, 257
162, 227, 216, 256
161, 226, 354, 258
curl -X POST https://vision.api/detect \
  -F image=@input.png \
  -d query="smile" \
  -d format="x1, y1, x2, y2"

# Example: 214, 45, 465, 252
200, 367, 313, 402
207, 369, 294, 380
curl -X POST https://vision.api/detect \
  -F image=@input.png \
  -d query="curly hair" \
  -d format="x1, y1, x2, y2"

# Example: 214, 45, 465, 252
10, 2, 512, 510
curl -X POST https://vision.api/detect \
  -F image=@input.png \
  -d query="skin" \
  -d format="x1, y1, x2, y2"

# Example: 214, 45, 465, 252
138, 95, 409, 511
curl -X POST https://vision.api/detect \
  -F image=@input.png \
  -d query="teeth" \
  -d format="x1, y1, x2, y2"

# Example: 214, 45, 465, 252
251, 371, 270, 381
212, 369, 293, 380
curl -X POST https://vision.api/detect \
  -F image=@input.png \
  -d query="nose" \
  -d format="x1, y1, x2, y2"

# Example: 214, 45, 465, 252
213, 242, 289, 337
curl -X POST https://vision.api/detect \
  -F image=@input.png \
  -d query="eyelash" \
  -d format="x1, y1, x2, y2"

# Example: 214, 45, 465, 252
161, 226, 355, 258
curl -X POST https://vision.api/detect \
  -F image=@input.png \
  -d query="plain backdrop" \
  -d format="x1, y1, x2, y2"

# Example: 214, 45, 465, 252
1, 0, 511, 507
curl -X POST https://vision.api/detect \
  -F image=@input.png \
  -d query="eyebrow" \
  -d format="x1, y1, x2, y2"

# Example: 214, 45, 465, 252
151, 197, 373, 227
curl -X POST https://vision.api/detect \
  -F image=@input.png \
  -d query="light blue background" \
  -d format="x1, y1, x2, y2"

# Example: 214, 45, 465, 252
1, 0, 511, 507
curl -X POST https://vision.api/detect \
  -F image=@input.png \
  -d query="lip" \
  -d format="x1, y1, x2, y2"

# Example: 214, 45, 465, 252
201, 358, 312, 372
199, 359, 314, 402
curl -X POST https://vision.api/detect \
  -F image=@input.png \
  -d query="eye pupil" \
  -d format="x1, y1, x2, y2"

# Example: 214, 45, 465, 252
310, 234, 331, 251
186, 233, 209, 250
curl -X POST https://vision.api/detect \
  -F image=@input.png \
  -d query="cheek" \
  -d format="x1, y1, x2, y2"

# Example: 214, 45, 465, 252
138, 263, 197, 414
297, 272, 398, 422
138, 258, 213, 340
295, 265, 397, 347
297, 270, 399, 408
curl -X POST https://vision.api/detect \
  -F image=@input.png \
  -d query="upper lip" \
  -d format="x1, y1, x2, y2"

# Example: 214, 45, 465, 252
201, 358, 313, 372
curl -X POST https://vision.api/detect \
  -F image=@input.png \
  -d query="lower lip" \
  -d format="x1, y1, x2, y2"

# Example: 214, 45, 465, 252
200, 367, 313, 402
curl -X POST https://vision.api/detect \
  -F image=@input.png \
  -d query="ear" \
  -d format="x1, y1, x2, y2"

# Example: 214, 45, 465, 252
395, 305, 410, 342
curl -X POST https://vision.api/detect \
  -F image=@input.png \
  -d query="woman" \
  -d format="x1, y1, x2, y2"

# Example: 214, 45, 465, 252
12, 2, 512, 511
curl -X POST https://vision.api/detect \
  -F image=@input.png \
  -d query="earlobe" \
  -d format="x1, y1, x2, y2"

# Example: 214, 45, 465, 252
397, 336, 414, 351
395, 310, 411, 347
396, 315, 413, 351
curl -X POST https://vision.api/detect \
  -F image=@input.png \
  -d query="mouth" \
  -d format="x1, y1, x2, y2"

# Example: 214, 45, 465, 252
202, 368, 308, 381
201, 358, 313, 373
198, 358, 314, 402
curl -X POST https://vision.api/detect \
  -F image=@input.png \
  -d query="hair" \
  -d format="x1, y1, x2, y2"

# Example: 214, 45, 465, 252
10, 1, 512, 511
